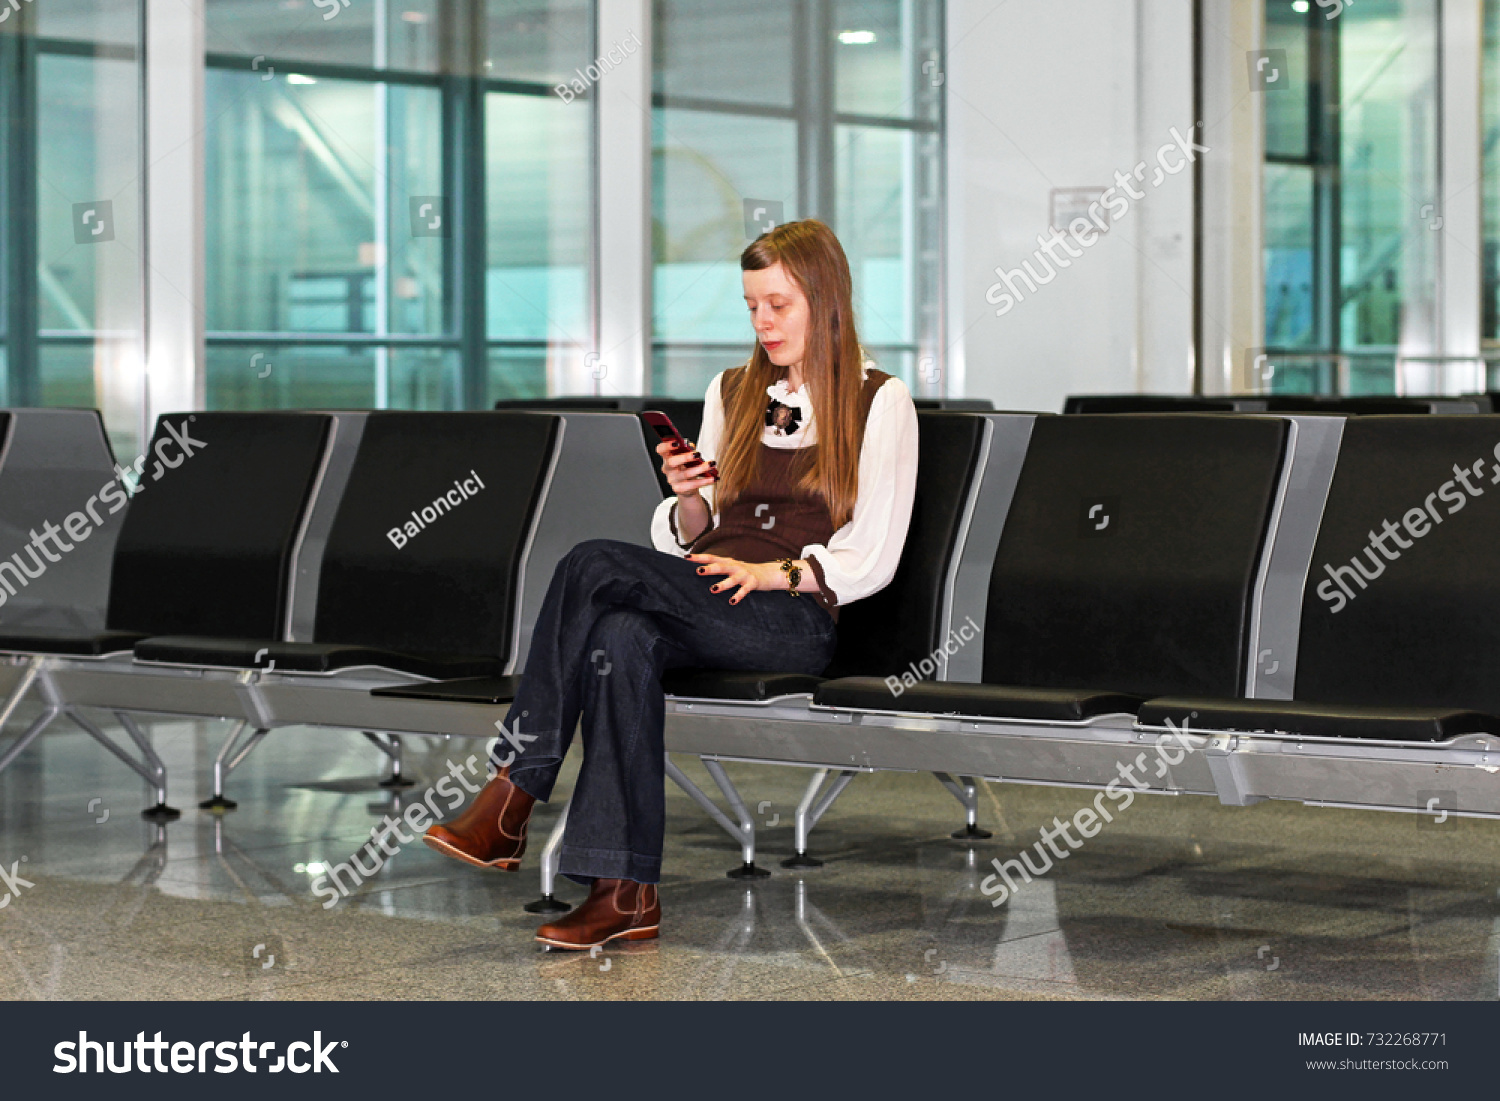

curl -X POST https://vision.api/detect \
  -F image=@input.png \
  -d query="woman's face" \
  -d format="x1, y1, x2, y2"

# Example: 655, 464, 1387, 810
743, 262, 810, 371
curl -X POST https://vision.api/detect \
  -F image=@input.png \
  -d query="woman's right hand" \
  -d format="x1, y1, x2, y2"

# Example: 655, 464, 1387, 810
656, 438, 717, 499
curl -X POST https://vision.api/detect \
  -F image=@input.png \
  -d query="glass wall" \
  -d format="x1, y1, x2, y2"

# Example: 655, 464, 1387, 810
651, 0, 945, 398
1262, 0, 1440, 394
203, 0, 593, 410
1484, 2, 1500, 361
2, 1, 146, 455
0, 0, 945, 421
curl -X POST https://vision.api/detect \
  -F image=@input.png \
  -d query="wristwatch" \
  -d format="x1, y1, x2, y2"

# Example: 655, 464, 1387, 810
779, 558, 802, 597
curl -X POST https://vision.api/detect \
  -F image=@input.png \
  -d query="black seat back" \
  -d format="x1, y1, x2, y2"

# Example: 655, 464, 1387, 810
106, 413, 331, 637
1295, 416, 1500, 712
312, 411, 558, 663
1064, 394, 1264, 414
1263, 396, 1480, 415
822, 412, 987, 679
982, 415, 1288, 697
642, 399, 705, 446
0, 410, 126, 631
495, 397, 634, 412
492, 398, 706, 496
914, 398, 995, 411
493, 396, 707, 445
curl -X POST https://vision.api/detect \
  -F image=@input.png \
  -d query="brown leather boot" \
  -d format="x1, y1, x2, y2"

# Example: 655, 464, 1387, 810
422, 766, 535, 870
534, 878, 661, 950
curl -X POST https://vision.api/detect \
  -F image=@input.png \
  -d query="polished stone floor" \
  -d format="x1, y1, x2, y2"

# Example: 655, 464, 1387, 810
0, 712, 1497, 1001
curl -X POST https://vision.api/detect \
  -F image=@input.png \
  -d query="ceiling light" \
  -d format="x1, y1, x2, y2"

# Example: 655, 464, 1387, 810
838, 30, 877, 45
400, 10, 427, 23
287, 73, 317, 84
1292, 0, 1309, 10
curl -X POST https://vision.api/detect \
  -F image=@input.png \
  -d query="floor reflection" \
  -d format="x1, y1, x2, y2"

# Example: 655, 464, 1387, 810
1, 718, 1499, 999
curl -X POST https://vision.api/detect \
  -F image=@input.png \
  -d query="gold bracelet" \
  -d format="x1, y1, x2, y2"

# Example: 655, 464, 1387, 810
779, 558, 802, 597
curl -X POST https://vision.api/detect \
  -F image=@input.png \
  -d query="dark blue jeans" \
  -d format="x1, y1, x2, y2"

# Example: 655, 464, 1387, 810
497, 538, 837, 885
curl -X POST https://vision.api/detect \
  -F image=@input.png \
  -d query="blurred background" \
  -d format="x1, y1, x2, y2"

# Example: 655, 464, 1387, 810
0, 0, 1490, 454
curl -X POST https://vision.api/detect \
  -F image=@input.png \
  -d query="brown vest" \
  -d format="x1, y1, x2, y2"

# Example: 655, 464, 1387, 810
688, 365, 891, 622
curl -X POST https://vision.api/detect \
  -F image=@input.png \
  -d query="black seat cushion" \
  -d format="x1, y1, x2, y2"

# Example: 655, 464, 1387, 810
662, 669, 824, 701
370, 675, 521, 704
105, 413, 330, 639
823, 412, 988, 679
1139, 697, 1499, 743
133, 637, 502, 679
816, 677, 1142, 721
1294, 417, 1500, 716
310, 411, 558, 667
984, 415, 1287, 699
0, 629, 144, 656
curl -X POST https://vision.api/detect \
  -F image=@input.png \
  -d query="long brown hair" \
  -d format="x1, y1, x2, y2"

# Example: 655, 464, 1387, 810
714, 219, 867, 529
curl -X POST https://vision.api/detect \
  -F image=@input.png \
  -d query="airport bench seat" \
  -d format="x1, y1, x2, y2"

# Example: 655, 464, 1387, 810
645, 412, 993, 707
1138, 697, 1500, 743
1134, 416, 1500, 749
135, 637, 503, 680
132, 411, 556, 680
370, 675, 521, 704
0, 629, 145, 656
0, 411, 333, 819
815, 677, 1145, 722
662, 669, 825, 701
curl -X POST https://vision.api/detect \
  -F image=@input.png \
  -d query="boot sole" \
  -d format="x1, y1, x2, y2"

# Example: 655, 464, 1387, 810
422, 833, 522, 871
535, 925, 660, 951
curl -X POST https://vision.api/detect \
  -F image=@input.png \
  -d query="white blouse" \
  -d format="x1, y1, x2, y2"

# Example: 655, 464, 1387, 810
649, 362, 920, 608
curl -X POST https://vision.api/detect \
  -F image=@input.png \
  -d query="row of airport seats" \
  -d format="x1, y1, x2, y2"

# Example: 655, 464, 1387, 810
4, 403, 1500, 919
1064, 393, 1490, 414
530, 405, 1500, 906
0, 406, 664, 817
618, 411, 1500, 906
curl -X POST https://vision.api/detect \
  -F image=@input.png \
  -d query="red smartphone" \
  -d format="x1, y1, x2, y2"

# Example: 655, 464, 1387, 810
642, 411, 717, 482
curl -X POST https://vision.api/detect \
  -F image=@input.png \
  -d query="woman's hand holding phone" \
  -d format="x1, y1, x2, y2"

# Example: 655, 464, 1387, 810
657, 438, 717, 499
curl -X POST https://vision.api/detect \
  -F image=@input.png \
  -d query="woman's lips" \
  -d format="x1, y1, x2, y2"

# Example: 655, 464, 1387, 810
763, 340, 784, 351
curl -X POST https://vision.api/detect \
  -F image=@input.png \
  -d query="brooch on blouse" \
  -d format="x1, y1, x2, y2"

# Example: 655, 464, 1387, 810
765, 398, 803, 436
